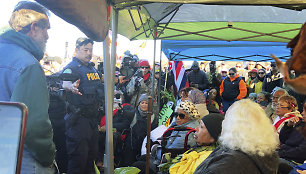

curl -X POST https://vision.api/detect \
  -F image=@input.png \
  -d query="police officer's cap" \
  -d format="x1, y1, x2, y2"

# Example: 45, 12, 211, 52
76, 37, 94, 48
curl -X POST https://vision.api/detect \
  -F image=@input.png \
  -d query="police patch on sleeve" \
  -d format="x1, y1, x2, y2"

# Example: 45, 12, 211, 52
63, 68, 72, 74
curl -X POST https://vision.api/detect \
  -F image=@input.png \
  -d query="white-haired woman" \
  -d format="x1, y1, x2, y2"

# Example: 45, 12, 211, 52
194, 99, 280, 174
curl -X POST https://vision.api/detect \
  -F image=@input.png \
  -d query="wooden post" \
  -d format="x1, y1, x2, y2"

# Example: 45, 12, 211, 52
146, 96, 153, 174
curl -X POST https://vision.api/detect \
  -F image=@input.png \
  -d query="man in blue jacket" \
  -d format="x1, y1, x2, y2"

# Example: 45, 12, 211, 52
0, 1, 56, 174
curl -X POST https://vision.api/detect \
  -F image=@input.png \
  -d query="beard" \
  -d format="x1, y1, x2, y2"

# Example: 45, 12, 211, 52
38, 40, 46, 52
33, 38, 46, 52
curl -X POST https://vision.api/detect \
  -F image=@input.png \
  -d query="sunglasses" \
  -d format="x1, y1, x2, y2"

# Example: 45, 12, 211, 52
229, 73, 235, 75
140, 66, 150, 69
236, 66, 241, 68
173, 112, 185, 119
258, 72, 265, 74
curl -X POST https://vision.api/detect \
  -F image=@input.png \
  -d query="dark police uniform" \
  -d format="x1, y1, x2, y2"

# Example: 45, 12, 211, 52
62, 57, 103, 174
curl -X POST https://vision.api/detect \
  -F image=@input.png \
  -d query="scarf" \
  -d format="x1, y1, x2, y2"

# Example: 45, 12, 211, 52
130, 106, 154, 128
0, 28, 44, 60
258, 76, 265, 82
143, 72, 150, 81
138, 105, 148, 118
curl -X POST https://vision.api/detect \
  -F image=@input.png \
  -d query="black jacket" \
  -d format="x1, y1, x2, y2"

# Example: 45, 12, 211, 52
222, 76, 242, 101
194, 146, 279, 174
278, 121, 306, 163
262, 72, 283, 93
125, 110, 158, 152
187, 69, 209, 91
113, 104, 135, 133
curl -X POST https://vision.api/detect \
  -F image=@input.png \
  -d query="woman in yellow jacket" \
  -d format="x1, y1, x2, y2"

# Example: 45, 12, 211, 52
159, 113, 224, 174
249, 68, 266, 94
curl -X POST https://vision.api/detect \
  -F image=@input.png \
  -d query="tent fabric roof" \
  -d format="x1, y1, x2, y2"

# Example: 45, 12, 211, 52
113, 0, 306, 10
117, 4, 306, 41
161, 40, 290, 61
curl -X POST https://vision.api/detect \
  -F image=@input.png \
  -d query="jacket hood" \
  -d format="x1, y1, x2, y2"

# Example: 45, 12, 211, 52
191, 61, 200, 69
247, 151, 280, 174
0, 28, 44, 60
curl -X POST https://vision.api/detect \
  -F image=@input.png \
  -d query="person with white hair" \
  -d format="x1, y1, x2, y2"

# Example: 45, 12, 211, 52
194, 99, 280, 174
266, 87, 289, 121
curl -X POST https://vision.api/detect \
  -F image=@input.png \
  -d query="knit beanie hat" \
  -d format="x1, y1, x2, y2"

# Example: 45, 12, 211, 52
176, 100, 200, 120
138, 93, 148, 104
258, 68, 266, 73
138, 59, 150, 68
229, 67, 237, 73
201, 113, 224, 141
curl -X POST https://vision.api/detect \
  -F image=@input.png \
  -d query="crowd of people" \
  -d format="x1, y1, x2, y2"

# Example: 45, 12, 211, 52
0, 1, 306, 174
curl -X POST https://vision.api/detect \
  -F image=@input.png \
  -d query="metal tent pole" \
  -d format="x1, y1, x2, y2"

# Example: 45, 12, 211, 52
145, 28, 157, 174
157, 44, 162, 114
103, 6, 118, 174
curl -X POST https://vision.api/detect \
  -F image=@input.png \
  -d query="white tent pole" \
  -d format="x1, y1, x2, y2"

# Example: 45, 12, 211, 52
103, 6, 118, 174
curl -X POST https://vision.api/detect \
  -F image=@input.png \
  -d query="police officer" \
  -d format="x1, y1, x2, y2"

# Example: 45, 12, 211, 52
62, 37, 103, 174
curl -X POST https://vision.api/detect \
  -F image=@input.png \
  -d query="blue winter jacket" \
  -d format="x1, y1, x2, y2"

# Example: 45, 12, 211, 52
166, 119, 199, 149
0, 34, 55, 167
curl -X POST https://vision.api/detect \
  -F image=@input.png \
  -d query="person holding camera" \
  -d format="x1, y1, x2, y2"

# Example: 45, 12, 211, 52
126, 59, 158, 108
117, 51, 139, 103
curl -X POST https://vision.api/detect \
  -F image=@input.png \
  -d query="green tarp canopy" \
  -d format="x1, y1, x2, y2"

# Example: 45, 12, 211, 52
35, 1, 306, 42
116, 4, 306, 42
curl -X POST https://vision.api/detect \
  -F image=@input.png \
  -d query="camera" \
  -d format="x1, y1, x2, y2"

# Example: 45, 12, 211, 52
119, 51, 138, 79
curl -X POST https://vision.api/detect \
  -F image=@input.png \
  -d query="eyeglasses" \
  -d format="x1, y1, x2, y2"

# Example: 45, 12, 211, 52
272, 96, 279, 100
173, 112, 185, 119
279, 107, 289, 109
229, 73, 235, 75
140, 66, 150, 69
277, 104, 289, 109
236, 66, 241, 68
258, 72, 265, 74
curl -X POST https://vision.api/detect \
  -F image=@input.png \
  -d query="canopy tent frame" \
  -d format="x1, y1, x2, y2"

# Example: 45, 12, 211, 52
112, 0, 306, 10
162, 40, 292, 62
169, 53, 290, 61
158, 24, 301, 41
131, 19, 302, 41
116, 4, 306, 42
